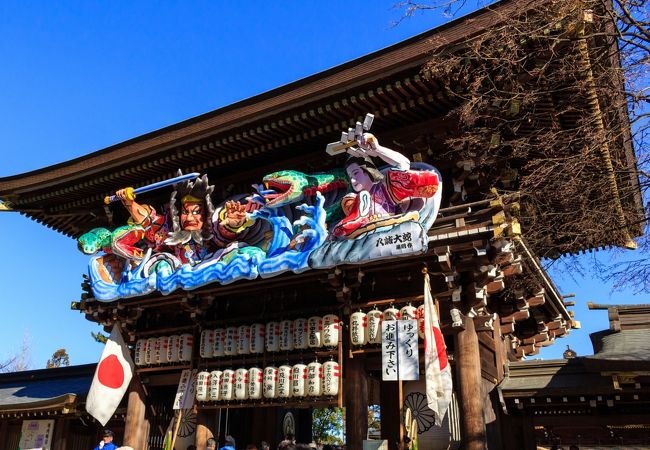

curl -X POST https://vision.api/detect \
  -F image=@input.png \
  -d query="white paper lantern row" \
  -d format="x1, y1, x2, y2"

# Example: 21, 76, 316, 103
195, 361, 339, 403
350, 304, 425, 345
198, 315, 340, 360
134, 333, 193, 366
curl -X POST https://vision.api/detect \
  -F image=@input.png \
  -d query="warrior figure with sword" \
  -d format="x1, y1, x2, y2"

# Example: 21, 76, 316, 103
113, 172, 217, 266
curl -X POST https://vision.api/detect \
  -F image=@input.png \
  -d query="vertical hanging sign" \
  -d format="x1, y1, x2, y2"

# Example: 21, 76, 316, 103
382, 320, 419, 381
173, 369, 197, 410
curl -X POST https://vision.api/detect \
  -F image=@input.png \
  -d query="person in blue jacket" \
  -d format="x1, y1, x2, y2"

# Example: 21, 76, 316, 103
220, 435, 236, 450
93, 429, 119, 450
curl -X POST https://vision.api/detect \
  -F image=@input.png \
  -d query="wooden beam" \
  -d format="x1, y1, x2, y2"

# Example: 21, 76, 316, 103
345, 356, 368, 449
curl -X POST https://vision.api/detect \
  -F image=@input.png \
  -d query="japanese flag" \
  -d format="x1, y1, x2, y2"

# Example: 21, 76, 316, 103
423, 272, 453, 426
86, 325, 135, 426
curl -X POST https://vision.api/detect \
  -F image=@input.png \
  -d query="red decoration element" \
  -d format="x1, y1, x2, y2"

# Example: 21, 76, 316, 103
433, 326, 448, 370
97, 354, 125, 389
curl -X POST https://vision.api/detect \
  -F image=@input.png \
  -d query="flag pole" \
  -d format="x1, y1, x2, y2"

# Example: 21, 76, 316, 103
170, 409, 183, 450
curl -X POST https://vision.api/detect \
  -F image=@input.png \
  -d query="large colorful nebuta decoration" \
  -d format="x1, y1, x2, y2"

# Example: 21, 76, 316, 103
79, 119, 442, 301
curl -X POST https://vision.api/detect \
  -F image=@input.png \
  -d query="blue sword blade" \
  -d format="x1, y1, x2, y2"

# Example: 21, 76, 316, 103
104, 172, 201, 204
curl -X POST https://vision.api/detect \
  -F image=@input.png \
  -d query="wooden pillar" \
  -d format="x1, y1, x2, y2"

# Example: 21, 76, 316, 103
454, 315, 487, 450
195, 409, 212, 450
52, 417, 70, 450
380, 380, 403, 450
123, 376, 147, 448
345, 356, 368, 448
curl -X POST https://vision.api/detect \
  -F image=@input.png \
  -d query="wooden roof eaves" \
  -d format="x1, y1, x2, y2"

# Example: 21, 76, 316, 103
0, 393, 77, 414
0, 0, 538, 197
517, 238, 571, 322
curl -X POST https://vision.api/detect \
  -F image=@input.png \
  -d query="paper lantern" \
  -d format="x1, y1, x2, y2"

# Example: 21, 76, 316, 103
134, 339, 147, 366
200, 330, 215, 358
400, 304, 418, 321
383, 306, 400, 321
322, 314, 340, 347
417, 304, 425, 339
263, 366, 278, 399
209, 370, 222, 401
248, 367, 263, 400
224, 327, 238, 356
250, 323, 265, 354
291, 364, 307, 398
234, 368, 249, 400
279, 320, 294, 351
265, 322, 280, 352
151, 338, 162, 364
307, 316, 322, 348
158, 336, 170, 363
145, 337, 157, 365
213, 328, 225, 357
293, 318, 308, 350
323, 360, 340, 396
367, 309, 383, 344
220, 369, 235, 401
237, 325, 251, 355
350, 311, 368, 346
307, 361, 323, 397
277, 365, 293, 398
167, 335, 180, 363
196, 371, 210, 402
179, 334, 193, 362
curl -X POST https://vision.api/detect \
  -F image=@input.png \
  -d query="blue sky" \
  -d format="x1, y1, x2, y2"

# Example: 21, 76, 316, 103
0, 1, 646, 369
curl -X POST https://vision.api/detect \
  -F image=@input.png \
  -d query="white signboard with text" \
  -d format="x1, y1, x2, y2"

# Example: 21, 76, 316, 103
19, 419, 54, 450
173, 369, 197, 410
382, 319, 419, 381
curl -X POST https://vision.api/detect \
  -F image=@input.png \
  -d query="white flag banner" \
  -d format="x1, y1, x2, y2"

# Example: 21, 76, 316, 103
86, 325, 135, 426
423, 272, 453, 426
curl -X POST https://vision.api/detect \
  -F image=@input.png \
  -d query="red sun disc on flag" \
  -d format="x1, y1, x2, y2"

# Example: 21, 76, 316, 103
97, 354, 125, 389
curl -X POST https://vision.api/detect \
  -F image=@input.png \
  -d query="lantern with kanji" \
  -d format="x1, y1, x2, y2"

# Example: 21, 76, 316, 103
179, 333, 193, 362
383, 306, 400, 321
237, 325, 251, 355
279, 320, 294, 351
307, 361, 323, 397
145, 337, 157, 365
367, 309, 383, 344
266, 321, 280, 352
167, 335, 180, 363
134, 339, 147, 366
213, 328, 225, 357
158, 336, 170, 363
322, 314, 340, 347
248, 367, 263, 400
323, 360, 340, 396
220, 369, 235, 401
277, 365, 293, 398
209, 370, 222, 401
234, 368, 249, 400
350, 310, 368, 346
263, 366, 278, 399
291, 363, 307, 398
417, 304, 425, 339
250, 323, 265, 354
307, 316, 322, 348
196, 371, 210, 402
224, 327, 238, 356
293, 318, 308, 350
400, 304, 418, 321
200, 330, 215, 358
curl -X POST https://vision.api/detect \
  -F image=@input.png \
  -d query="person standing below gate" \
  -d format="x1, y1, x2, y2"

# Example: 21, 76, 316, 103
93, 429, 119, 450
220, 435, 236, 450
